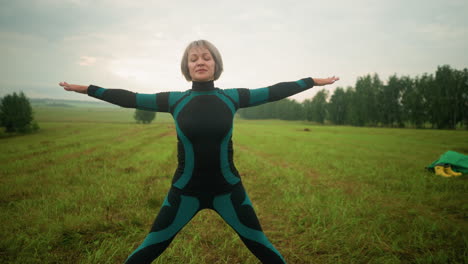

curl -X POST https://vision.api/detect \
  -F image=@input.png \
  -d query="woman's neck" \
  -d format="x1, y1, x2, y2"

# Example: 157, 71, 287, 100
192, 80, 215, 91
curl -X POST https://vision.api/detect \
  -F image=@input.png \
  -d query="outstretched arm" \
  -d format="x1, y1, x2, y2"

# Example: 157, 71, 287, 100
59, 82, 173, 112
232, 76, 339, 108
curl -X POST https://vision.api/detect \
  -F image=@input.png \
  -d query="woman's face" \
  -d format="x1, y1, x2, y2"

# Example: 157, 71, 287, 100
188, 46, 215, 82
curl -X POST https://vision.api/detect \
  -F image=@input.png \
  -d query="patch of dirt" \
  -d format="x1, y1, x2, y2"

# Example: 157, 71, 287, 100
123, 166, 138, 174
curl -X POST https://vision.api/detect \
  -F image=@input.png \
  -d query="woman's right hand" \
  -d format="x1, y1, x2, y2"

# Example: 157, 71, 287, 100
59, 82, 89, 94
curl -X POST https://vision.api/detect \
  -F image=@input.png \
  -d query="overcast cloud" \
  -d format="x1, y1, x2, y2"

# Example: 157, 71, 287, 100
1, 0, 467, 101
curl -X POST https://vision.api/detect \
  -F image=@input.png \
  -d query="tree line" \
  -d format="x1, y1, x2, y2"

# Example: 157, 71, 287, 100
239, 65, 468, 129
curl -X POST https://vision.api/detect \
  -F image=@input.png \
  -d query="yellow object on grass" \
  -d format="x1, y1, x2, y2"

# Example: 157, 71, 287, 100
444, 166, 462, 177
435, 166, 452, 177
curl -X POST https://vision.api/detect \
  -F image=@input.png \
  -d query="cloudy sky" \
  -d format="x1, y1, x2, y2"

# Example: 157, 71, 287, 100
1, 0, 467, 102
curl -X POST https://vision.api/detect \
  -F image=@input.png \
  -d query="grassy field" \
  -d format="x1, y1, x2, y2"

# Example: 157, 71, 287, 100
1, 106, 467, 264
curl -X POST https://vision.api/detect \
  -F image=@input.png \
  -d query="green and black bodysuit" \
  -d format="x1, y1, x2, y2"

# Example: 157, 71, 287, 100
87, 78, 315, 264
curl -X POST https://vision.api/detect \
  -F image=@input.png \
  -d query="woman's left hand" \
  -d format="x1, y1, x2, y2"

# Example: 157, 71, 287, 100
313, 76, 340, 86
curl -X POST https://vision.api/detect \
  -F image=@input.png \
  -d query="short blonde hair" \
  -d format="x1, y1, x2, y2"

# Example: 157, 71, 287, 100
180, 40, 224, 81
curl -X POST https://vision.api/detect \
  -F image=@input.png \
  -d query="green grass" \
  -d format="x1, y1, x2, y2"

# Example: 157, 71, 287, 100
0, 107, 467, 263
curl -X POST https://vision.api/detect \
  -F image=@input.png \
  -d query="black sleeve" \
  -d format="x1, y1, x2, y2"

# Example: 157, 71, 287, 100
236, 78, 315, 108
87, 85, 172, 112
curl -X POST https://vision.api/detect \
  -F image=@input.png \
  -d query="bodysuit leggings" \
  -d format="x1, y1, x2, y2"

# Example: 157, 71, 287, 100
125, 183, 286, 264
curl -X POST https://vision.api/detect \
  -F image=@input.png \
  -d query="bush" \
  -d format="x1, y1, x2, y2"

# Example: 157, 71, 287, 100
0, 92, 39, 133
134, 109, 156, 124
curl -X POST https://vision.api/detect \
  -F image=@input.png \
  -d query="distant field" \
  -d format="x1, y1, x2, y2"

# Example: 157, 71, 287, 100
31, 98, 118, 108
33, 106, 173, 124
0, 106, 467, 263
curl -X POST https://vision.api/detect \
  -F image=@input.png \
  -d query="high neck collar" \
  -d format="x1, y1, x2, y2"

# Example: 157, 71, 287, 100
192, 80, 215, 91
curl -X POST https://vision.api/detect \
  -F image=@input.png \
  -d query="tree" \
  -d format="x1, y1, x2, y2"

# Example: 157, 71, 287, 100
452, 68, 468, 129
353, 75, 372, 126
305, 89, 328, 123
426, 65, 462, 129
0, 92, 39, 133
343, 86, 358, 125
378, 75, 406, 127
460, 69, 468, 128
402, 74, 429, 128
134, 109, 156, 124
276, 99, 304, 120
328, 87, 347, 125
238, 99, 304, 120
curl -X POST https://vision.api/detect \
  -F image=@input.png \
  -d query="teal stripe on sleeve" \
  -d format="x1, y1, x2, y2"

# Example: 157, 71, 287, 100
136, 93, 157, 110
296, 79, 307, 89
95, 88, 106, 97
249, 87, 269, 106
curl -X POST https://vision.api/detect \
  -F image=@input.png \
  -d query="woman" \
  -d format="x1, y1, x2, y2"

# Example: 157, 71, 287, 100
60, 39, 339, 264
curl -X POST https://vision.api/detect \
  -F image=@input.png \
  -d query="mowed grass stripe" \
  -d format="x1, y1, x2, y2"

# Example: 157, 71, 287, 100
0, 122, 177, 205
0, 123, 174, 174
0, 123, 127, 169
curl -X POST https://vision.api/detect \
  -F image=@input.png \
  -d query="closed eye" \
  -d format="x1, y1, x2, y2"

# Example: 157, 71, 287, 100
190, 55, 199, 62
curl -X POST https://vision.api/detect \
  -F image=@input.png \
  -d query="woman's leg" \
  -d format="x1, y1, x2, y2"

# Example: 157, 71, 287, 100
125, 188, 200, 264
213, 184, 287, 264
